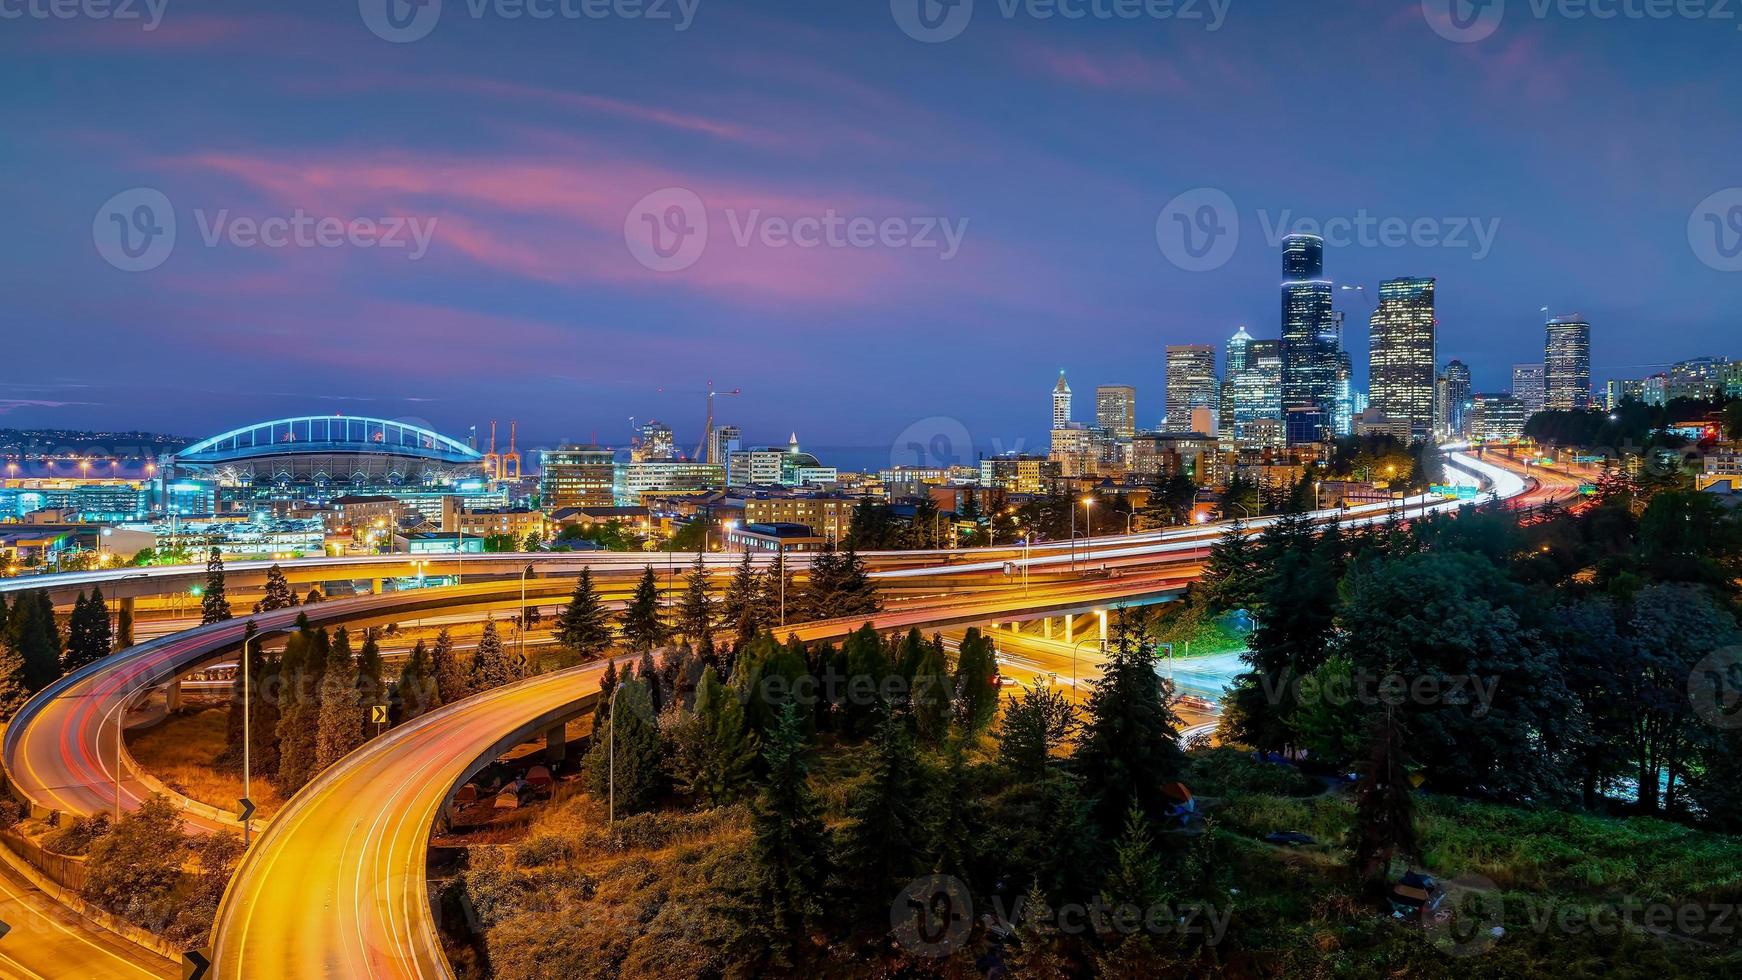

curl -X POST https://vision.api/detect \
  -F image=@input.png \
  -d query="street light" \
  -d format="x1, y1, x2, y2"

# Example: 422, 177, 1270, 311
518, 562, 535, 661
1070, 633, 1106, 691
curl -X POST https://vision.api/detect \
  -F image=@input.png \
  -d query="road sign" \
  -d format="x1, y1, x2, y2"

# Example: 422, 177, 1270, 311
371, 704, 388, 725
0, 918, 10, 941
237, 797, 255, 823
182, 949, 211, 980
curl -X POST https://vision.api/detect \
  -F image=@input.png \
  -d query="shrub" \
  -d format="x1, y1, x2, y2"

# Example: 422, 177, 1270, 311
43, 813, 111, 856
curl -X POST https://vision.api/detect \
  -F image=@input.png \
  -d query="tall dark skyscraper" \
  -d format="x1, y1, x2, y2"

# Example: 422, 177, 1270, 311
1368, 276, 1438, 442
1544, 315, 1592, 410
1279, 234, 1338, 443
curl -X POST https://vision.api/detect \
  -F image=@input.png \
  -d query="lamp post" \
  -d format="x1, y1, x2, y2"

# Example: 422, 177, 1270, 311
1019, 536, 1030, 595
607, 679, 626, 829
518, 562, 535, 661
1070, 634, 1105, 692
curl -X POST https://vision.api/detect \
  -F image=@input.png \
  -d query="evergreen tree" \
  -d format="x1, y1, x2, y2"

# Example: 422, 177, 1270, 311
116, 604, 133, 650
1073, 633, 1185, 833
200, 547, 232, 625
591, 658, 620, 737
753, 551, 795, 631
801, 543, 844, 620
257, 564, 297, 612
303, 587, 324, 605
469, 618, 514, 693
430, 628, 466, 704
999, 685, 1076, 777
951, 627, 1000, 735
582, 676, 664, 813
750, 703, 828, 954
355, 630, 385, 733
835, 544, 880, 618
1348, 710, 1419, 892
670, 667, 757, 806
9, 591, 63, 693
721, 552, 760, 644
637, 647, 663, 715
1196, 519, 1260, 614
274, 618, 326, 792
676, 553, 716, 646
315, 628, 362, 772
908, 632, 954, 744
620, 566, 668, 652
839, 623, 891, 738
0, 632, 29, 720
1006, 879, 1067, 979
395, 639, 439, 723
1223, 511, 1338, 754
1102, 802, 1165, 912
553, 568, 612, 658
834, 710, 925, 904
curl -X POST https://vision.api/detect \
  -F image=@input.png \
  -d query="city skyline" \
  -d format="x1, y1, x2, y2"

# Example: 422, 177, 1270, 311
4, 1, 1741, 449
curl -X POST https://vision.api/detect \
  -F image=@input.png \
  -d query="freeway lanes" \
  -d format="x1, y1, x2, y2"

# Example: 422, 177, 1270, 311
0, 856, 172, 979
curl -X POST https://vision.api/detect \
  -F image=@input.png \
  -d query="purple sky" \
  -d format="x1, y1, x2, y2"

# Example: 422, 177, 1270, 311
3, 0, 1739, 466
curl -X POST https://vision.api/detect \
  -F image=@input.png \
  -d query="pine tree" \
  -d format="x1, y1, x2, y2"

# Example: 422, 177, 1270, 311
0, 633, 30, 720
620, 566, 668, 652
274, 619, 325, 791
637, 647, 663, 715
258, 564, 297, 612
395, 639, 440, 723
801, 543, 844, 620
721, 552, 760, 644
952, 627, 999, 736
582, 677, 664, 814
750, 703, 828, 954
1348, 709, 1420, 892
1073, 633, 1186, 833
553, 568, 612, 658
676, 553, 716, 647
1197, 519, 1260, 614
430, 628, 466, 704
591, 659, 620, 737
908, 633, 953, 745
1102, 802, 1165, 912
200, 547, 232, 625
10, 591, 62, 693
998, 685, 1076, 777
303, 587, 324, 605
469, 618, 513, 693
315, 628, 362, 772
87, 587, 112, 664
1006, 879, 1067, 979
834, 710, 925, 904
835, 544, 879, 618
115, 604, 134, 650
355, 630, 385, 733
671, 667, 757, 806
753, 551, 795, 631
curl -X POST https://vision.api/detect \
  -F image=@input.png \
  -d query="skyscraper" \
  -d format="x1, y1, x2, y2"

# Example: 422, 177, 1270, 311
1227, 339, 1283, 448
1221, 326, 1253, 431
1438, 359, 1472, 439
1544, 316, 1592, 410
1165, 345, 1219, 433
1280, 234, 1338, 443
1052, 371, 1072, 428
1367, 276, 1437, 442
634, 419, 675, 461
1511, 363, 1546, 414
1095, 385, 1136, 440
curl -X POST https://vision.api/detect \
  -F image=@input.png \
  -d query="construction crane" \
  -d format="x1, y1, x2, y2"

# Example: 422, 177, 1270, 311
480, 420, 523, 482
657, 381, 742, 464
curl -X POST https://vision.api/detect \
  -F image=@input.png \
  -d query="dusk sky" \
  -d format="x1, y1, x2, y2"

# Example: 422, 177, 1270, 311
3, 0, 1739, 466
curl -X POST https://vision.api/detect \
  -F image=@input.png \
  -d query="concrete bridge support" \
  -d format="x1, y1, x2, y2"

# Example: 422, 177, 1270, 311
544, 725, 567, 763
1064, 614, 1074, 644
165, 677, 183, 712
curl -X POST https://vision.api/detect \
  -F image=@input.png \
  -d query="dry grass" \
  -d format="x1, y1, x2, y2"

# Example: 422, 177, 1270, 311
125, 707, 286, 819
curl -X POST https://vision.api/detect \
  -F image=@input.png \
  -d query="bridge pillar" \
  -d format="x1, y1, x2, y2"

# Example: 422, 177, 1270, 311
166, 678, 183, 713
1097, 609, 1109, 642
1064, 614, 1074, 644
545, 725, 567, 763
1043, 617, 1053, 639
370, 578, 384, 595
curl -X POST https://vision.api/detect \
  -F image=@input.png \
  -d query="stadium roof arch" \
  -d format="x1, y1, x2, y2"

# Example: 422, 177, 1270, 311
173, 416, 483, 468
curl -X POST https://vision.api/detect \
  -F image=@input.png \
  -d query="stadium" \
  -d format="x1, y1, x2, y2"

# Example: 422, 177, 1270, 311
165, 415, 487, 506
